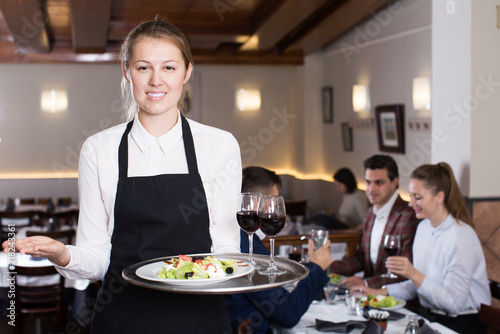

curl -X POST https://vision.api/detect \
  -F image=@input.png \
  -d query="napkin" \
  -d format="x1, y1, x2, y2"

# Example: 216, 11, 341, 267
417, 318, 441, 334
315, 319, 383, 334
363, 305, 405, 320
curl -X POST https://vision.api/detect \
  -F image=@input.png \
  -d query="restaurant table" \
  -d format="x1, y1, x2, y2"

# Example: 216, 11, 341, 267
280, 300, 458, 334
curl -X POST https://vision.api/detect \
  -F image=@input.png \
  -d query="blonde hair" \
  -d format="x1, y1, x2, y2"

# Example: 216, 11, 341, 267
120, 18, 193, 121
410, 162, 473, 227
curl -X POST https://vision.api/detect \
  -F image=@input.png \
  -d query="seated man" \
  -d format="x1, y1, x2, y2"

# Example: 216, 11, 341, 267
225, 166, 333, 333
330, 155, 420, 289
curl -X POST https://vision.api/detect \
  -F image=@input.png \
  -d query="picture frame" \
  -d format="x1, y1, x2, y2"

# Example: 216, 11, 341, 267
375, 104, 405, 154
341, 122, 353, 152
321, 86, 333, 123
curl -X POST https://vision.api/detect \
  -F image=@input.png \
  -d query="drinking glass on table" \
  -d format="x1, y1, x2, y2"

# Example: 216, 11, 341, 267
346, 288, 363, 315
310, 229, 329, 250
382, 234, 401, 278
237, 192, 263, 269
257, 195, 287, 275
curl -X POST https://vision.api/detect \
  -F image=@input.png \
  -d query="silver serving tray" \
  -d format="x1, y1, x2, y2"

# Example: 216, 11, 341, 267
122, 253, 309, 294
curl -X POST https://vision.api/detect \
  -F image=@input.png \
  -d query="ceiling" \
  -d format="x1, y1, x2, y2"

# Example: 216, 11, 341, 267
0, 0, 391, 65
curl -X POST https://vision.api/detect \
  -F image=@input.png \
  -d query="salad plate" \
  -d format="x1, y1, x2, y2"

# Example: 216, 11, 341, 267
135, 256, 254, 285
361, 295, 406, 310
379, 299, 406, 310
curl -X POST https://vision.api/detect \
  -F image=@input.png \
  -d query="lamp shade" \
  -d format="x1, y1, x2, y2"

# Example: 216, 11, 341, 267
352, 84, 370, 112
236, 88, 261, 112
413, 77, 431, 110
41, 90, 67, 113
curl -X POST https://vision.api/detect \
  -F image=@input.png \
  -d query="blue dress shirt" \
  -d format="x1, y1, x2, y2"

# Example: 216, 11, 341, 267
387, 214, 491, 316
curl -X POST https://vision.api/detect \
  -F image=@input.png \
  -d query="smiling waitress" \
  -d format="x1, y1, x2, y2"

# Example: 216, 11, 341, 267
3, 19, 241, 333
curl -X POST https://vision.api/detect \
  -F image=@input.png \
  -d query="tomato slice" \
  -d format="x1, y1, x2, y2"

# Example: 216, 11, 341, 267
178, 254, 192, 262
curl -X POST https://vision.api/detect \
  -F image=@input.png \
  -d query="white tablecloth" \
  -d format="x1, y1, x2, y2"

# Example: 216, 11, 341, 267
279, 300, 458, 334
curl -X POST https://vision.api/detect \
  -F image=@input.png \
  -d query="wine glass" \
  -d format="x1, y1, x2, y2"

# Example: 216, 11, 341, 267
257, 195, 287, 275
382, 234, 401, 278
237, 192, 263, 269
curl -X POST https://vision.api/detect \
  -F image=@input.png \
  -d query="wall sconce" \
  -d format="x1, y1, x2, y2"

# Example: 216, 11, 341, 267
236, 88, 261, 112
352, 84, 370, 112
41, 89, 68, 113
412, 77, 431, 110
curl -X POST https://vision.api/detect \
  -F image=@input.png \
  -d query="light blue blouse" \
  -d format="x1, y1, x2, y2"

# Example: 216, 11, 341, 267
386, 214, 491, 316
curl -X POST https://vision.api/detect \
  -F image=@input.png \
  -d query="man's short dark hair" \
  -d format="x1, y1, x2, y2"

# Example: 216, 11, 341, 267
363, 155, 399, 183
242, 166, 282, 194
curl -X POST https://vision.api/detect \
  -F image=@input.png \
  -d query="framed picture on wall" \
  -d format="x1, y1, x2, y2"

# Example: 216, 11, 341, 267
375, 104, 405, 153
322, 86, 333, 123
341, 122, 353, 151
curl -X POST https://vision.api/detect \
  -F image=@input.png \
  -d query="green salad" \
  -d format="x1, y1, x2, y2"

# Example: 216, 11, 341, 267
158, 255, 237, 280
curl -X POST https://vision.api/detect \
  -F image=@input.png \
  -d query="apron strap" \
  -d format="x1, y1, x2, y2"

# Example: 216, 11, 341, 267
117, 114, 199, 179
118, 120, 134, 179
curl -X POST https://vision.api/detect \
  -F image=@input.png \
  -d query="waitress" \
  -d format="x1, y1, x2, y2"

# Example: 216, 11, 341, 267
4, 19, 241, 333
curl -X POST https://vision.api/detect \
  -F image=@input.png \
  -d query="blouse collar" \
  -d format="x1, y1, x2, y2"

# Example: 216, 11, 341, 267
130, 111, 183, 154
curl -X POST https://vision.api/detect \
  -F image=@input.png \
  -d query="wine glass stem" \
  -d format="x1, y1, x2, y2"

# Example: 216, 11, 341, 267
269, 237, 277, 269
248, 232, 254, 263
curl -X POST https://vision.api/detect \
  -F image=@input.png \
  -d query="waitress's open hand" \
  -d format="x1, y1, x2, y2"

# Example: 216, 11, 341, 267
2, 236, 71, 267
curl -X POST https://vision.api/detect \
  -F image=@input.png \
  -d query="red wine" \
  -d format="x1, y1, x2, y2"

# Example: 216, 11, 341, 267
258, 214, 286, 237
385, 247, 398, 257
237, 211, 259, 233
288, 253, 301, 262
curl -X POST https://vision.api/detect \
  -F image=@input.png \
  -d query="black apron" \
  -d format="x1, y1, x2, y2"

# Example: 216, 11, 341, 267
90, 115, 232, 334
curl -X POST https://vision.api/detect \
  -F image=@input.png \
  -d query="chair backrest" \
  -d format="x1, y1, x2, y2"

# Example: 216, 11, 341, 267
285, 200, 308, 217
480, 304, 500, 334
0, 210, 35, 243
26, 228, 75, 245
19, 198, 36, 205
33, 210, 78, 228
11, 265, 65, 332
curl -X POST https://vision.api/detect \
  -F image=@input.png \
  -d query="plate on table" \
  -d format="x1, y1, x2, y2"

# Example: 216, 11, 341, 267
361, 296, 406, 310
135, 255, 254, 285
379, 299, 406, 310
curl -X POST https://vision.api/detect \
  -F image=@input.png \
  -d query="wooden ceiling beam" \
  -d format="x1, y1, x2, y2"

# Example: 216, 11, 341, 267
242, 0, 331, 51
287, 0, 391, 54
0, 0, 51, 53
69, 0, 112, 53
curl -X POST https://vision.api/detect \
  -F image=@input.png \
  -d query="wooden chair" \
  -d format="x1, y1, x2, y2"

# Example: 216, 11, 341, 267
0, 210, 35, 243
481, 304, 500, 334
10, 265, 66, 334
480, 279, 500, 334
19, 198, 36, 205
33, 210, 78, 228
37, 198, 50, 205
26, 229, 75, 245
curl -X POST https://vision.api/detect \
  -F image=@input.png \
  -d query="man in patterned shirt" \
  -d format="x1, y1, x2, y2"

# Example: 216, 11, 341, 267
330, 155, 420, 288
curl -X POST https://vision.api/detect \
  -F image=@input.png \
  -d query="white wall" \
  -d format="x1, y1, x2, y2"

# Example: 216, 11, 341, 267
470, 0, 500, 197
304, 0, 432, 198
431, 0, 472, 194
193, 65, 301, 172
0, 64, 124, 175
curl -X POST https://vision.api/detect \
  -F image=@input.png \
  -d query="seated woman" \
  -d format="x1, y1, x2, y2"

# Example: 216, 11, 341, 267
309, 167, 369, 229
358, 162, 490, 334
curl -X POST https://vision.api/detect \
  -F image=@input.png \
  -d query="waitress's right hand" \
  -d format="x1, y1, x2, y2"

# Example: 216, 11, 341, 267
2, 236, 71, 267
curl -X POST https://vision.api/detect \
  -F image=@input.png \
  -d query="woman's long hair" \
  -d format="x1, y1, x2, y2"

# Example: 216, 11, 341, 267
411, 162, 473, 227
120, 18, 193, 121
